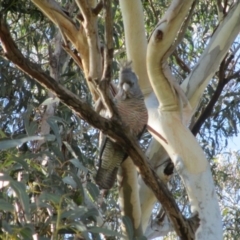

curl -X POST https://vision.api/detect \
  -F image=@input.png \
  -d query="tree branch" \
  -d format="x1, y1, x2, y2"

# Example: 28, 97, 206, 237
191, 54, 233, 135
119, 0, 151, 94
0, 17, 195, 239
75, 0, 103, 83
165, 1, 197, 59
94, 0, 115, 118
31, 0, 99, 101
182, 1, 240, 113
147, 0, 194, 109
146, 1, 222, 239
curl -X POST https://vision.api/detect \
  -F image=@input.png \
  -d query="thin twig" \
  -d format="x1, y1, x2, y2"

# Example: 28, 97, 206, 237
62, 44, 83, 70
95, 0, 115, 117
216, 0, 224, 20
191, 54, 232, 135
148, 0, 158, 23
164, 0, 197, 60
173, 52, 191, 74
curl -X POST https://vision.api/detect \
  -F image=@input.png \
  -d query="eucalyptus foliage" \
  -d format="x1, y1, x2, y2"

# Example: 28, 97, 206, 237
0, 0, 240, 239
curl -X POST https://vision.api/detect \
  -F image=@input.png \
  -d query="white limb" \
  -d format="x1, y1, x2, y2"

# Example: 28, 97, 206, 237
147, 108, 222, 239
139, 120, 170, 231
119, 0, 151, 95
140, 1, 240, 236
146, 0, 222, 238
147, 0, 194, 109
182, 1, 240, 112
174, 155, 222, 240
118, 158, 143, 239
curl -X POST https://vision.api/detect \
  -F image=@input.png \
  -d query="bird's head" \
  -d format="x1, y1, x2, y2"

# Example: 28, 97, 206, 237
117, 61, 143, 100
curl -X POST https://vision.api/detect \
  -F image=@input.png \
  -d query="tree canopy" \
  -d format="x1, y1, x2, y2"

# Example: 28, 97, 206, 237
0, 0, 240, 239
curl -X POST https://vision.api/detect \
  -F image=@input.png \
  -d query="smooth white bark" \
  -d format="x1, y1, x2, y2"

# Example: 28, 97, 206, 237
145, 214, 173, 239
145, 0, 223, 238
140, 2, 240, 237
119, 0, 151, 95
182, 2, 240, 112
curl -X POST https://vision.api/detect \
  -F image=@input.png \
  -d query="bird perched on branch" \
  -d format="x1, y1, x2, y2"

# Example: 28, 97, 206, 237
95, 62, 148, 189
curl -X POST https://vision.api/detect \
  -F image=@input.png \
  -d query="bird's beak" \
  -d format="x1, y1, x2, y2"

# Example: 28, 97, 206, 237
122, 83, 130, 92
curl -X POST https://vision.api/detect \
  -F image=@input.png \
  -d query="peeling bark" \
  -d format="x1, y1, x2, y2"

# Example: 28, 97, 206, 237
31, 0, 99, 100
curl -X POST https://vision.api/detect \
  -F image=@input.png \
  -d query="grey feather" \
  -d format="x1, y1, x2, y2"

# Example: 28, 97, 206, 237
95, 62, 148, 189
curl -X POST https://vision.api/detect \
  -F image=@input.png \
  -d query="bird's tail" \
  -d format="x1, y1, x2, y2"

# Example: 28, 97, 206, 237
95, 139, 127, 189
95, 166, 119, 189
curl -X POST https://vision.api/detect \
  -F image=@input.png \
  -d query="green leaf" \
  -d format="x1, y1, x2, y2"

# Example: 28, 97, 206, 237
69, 222, 91, 240
48, 116, 68, 125
122, 215, 133, 240
47, 118, 62, 147
62, 176, 77, 188
88, 227, 123, 237
0, 199, 14, 212
69, 158, 88, 173
11, 181, 31, 222
81, 208, 99, 222
12, 155, 29, 171
27, 121, 38, 136
20, 226, 33, 239
86, 182, 99, 201
0, 129, 7, 138
222, 208, 229, 216
61, 206, 87, 220
49, 144, 65, 161
67, 171, 85, 200
0, 135, 55, 150
0, 174, 30, 221
1, 220, 13, 234
39, 192, 61, 205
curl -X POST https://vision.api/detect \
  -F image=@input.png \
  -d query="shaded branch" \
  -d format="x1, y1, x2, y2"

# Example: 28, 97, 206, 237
173, 51, 191, 74
92, 1, 104, 15
182, 1, 240, 112
0, 17, 196, 239
62, 45, 83, 70
94, 0, 115, 118
102, 0, 114, 81
191, 84, 226, 136
165, 0, 197, 59
191, 54, 234, 135
75, 0, 103, 82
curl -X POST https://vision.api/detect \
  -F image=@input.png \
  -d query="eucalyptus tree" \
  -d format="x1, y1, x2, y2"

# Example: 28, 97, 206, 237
0, 0, 240, 239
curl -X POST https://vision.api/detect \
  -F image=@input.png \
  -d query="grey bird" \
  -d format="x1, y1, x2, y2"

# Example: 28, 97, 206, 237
95, 62, 148, 189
